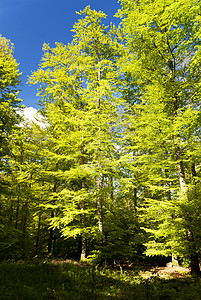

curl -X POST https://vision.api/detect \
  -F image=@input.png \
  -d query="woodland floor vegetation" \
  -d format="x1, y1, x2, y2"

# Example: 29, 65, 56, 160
0, 260, 201, 300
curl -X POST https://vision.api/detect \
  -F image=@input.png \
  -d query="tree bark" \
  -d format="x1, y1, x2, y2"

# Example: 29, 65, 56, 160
79, 130, 87, 260
97, 171, 103, 237
35, 213, 41, 254
47, 210, 54, 255
96, 57, 104, 244
48, 182, 56, 255
15, 185, 20, 229
80, 181, 87, 260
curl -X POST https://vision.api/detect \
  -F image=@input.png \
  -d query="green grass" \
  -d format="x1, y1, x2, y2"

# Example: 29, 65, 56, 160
0, 261, 201, 299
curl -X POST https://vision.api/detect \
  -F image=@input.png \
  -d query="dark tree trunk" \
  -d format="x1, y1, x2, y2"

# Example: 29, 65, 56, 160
9, 199, 14, 225
48, 182, 57, 255
187, 229, 200, 276
15, 186, 20, 229
35, 213, 41, 254
189, 163, 200, 276
22, 199, 28, 234
190, 253, 200, 277
48, 210, 55, 255
133, 187, 137, 214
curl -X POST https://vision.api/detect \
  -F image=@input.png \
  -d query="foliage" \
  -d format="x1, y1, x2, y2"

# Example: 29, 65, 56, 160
0, 261, 201, 300
0, 35, 22, 161
1, 1, 201, 275
117, 0, 201, 273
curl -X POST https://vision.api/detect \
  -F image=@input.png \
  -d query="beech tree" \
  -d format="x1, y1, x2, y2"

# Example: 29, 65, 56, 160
118, 0, 201, 275
0, 35, 24, 257
0, 35, 22, 184
29, 6, 121, 260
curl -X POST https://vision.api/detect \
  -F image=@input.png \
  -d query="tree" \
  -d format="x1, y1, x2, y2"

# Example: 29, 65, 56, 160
0, 35, 22, 164
29, 6, 121, 260
118, 0, 201, 275
0, 35, 23, 259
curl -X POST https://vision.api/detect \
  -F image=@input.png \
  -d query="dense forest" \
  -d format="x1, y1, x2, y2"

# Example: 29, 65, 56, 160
1, 0, 201, 282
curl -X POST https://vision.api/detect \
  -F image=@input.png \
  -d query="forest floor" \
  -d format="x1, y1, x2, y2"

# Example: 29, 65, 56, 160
51, 258, 191, 278
153, 264, 190, 278
0, 260, 200, 300
51, 258, 191, 279
139, 263, 191, 279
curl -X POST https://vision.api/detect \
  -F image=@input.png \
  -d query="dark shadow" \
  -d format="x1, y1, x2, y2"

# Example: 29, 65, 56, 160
0, 261, 201, 300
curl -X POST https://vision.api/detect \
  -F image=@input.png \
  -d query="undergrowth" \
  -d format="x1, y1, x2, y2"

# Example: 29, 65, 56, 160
0, 261, 200, 299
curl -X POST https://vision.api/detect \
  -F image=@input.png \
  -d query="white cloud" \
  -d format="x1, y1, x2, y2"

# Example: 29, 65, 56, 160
19, 106, 48, 128
23, 107, 38, 122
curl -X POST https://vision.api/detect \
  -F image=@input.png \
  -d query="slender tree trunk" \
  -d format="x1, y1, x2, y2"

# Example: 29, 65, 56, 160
80, 181, 87, 260
188, 163, 200, 276
9, 198, 14, 225
165, 165, 179, 266
133, 187, 137, 214
175, 146, 187, 193
22, 178, 32, 234
48, 182, 56, 255
79, 126, 87, 260
48, 219, 53, 255
81, 230, 87, 260
15, 185, 20, 229
47, 210, 55, 255
52, 235, 56, 256
110, 175, 114, 203
191, 163, 196, 181
80, 208, 87, 260
35, 213, 41, 254
96, 59, 104, 243
97, 170, 103, 238
22, 200, 28, 234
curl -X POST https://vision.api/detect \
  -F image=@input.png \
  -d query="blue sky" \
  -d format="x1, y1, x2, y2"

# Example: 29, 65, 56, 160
1, 0, 121, 108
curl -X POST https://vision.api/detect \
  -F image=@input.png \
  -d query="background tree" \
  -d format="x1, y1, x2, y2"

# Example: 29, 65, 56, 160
117, 0, 201, 275
0, 35, 22, 186
0, 35, 24, 259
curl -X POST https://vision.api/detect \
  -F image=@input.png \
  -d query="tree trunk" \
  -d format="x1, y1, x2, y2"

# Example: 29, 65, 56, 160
15, 185, 20, 229
35, 213, 41, 254
48, 182, 56, 255
80, 134, 87, 260
80, 182, 87, 260
81, 227, 87, 261
96, 59, 104, 244
48, 224, 53, 255
97, 170, 103, 240
133, 187, 137, 214
188, 163, 200, 276
9, 198, 14, 225
110, 175, 114, 203
22, 199, 28, 234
